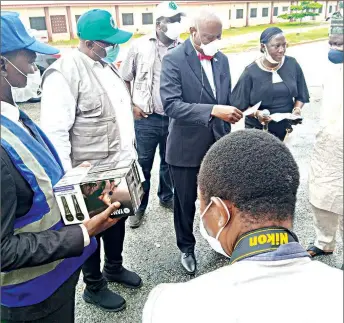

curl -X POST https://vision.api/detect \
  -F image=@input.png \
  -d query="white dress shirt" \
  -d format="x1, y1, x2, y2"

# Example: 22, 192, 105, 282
189, 37, 217, 99
41, 52, 135, 171
200, 58, 216, 98
1, 101, 90, 247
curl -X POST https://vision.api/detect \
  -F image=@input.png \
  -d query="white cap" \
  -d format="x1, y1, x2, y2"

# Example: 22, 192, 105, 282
155, 1, 185, 20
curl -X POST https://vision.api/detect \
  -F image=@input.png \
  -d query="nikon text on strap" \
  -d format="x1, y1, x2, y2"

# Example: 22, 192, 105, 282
230, 227, 298, 265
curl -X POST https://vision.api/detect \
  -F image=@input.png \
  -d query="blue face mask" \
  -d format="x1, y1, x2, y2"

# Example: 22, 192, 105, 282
103, 45, 120, 64
328, 48, 344, 64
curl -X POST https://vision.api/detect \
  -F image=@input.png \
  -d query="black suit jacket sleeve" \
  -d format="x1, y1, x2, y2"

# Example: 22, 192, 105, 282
160, 53, 214, 127
1, 154, 85, 272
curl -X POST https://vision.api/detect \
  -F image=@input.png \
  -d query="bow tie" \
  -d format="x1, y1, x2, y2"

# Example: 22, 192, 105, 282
198, 53, 213, 61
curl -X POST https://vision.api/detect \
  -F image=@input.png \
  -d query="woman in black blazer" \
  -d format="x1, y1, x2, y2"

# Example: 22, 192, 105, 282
231, 27, 310, 141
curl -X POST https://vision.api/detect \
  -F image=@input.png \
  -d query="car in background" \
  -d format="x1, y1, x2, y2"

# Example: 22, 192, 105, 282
28, 28, 49, 44
35, 53, 61, 75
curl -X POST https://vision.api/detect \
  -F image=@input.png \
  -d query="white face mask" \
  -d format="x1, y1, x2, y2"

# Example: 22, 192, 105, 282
12, 69, 41, 103
199, 198, 231, 258
264, 44, 279, 64
2, 57, 39, 102
164, 22, 182, 40
200, 39, 220, 57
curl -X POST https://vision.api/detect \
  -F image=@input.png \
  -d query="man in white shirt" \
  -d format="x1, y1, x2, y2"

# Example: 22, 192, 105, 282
40, 9, 142, 312
120, 1, 185, 228
143, 130, 343, 323
160, 7, 243, 274
307, 11, 343, 260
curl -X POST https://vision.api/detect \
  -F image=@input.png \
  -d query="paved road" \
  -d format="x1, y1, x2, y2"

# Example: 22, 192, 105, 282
20, 41, 342, 323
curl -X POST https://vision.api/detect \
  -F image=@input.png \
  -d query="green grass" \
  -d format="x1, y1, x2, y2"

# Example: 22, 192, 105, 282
49, 22, 325, 47
180, 21, 324, 40
222, 27, 328, 54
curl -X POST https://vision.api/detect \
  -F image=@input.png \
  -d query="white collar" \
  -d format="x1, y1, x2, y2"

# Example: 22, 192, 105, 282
1, 101, 20, 123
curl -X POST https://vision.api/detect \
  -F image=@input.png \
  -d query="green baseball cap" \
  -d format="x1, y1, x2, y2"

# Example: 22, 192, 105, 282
77, 9, 133, 44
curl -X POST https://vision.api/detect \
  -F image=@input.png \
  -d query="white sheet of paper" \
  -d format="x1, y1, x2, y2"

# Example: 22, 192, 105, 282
270, 113, 301, 123
243, 101, 262, 116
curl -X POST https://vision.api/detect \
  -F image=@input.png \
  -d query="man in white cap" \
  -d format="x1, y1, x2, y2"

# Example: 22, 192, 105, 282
120, 1, 185, 228
41, 9, 142, 312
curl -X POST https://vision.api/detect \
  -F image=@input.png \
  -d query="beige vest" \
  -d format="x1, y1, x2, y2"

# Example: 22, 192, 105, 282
42, 51, 131, 167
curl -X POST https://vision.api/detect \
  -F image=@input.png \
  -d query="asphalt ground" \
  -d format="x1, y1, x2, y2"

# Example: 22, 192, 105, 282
19, 41, 343, 323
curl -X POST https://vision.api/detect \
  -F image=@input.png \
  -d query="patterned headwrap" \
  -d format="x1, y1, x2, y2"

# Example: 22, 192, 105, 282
330, 11, 344, 35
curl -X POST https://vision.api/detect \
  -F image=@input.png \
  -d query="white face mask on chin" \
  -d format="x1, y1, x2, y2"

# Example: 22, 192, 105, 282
264, 44, 279, 64
164, 22, 182, 40
199, 198, 231, 258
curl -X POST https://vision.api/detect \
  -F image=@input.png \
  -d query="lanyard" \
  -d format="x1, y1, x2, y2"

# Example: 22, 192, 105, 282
229, 227, 299, 265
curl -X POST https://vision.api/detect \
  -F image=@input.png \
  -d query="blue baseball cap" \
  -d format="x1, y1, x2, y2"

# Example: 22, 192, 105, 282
77, 9, 133, 44
1, 11, 59, 55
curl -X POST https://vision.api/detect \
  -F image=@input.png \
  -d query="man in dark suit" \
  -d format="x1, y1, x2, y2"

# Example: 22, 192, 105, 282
160, 8, 243, 274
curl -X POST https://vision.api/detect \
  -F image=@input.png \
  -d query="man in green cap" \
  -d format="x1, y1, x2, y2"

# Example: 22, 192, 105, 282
41, 9, 142, 312
307, 10, 343, 261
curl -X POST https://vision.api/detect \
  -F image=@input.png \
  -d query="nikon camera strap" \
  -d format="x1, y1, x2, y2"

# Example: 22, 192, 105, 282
230, 227, 299, 265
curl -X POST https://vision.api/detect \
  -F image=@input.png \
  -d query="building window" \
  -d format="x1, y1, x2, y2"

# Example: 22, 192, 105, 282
75, 15, 81, 23
250, 8, 257, 18
282, 6, 289, 12
236, 9, 244, 19
122, 13, 134, 26
319, 5, 323, 14
262, 8, 269, 17
142, 13, 153, 25
29, 17, 46, 31
329, 5, 333, 13
273, 7, 279, 17
229, 9, 231, 20
50, 15, 67, 33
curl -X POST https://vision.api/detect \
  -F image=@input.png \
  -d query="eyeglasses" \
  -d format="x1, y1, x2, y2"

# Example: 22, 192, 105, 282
94, 41, 118, 50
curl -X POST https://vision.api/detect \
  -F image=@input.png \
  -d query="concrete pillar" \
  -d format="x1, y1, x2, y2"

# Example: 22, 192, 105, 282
66, 6, 74, 39
270, 1, 274, 24
44, 7, 52, 42
325, 0, 329, 18
246, 2, 249, 26
115, 5, 121, 28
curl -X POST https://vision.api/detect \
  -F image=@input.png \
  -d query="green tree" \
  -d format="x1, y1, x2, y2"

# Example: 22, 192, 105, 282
278, 1, 323, 23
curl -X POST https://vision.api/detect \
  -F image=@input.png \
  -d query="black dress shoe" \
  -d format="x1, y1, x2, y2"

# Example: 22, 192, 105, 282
82, 286, 126, 312
181, 252, 196, 275
103, 266, 142, 289
159, 199, 174, 211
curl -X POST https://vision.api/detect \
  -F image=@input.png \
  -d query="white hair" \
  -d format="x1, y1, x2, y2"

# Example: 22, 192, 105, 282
190, 6, 221, 29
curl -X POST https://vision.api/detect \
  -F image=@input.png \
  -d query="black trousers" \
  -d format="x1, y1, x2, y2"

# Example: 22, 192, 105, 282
5, 297, 75, 323
82, 217, 126, 291
169, 165, 200, 253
